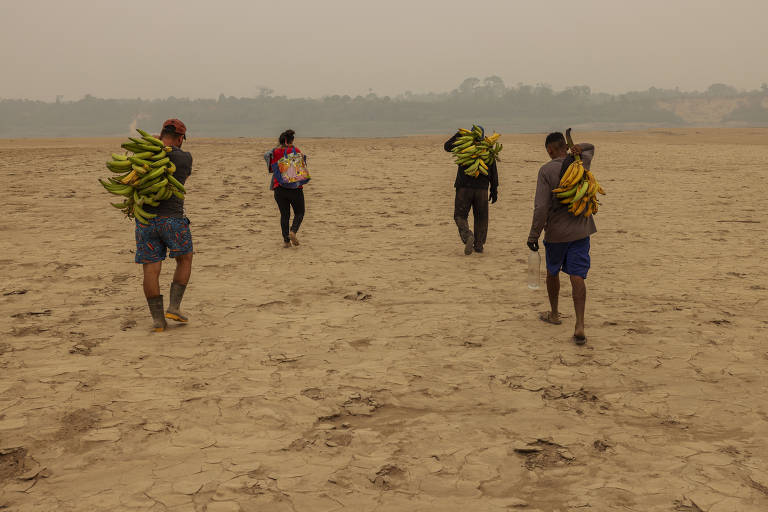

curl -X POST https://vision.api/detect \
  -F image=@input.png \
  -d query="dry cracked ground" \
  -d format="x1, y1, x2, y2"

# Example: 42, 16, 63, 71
1, 130, 767, 511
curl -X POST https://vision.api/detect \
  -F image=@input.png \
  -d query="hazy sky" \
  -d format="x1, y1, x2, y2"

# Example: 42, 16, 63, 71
1, 0, 766, 101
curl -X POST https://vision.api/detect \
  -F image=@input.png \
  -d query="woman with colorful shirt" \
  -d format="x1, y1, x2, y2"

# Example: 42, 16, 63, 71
264, 129, 307, 248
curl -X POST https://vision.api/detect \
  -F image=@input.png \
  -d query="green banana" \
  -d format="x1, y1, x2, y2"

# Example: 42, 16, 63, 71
121, 143, 146, 152
112, 153, 128, 161
453, 140, 475, 151
136, 129, 164, 147
128, 156, 151, 168
142, 178, 168, 194
149, 151, 168, 161
571, 181, 590, 203
136, 166, 166, 186
101, 183, 134, 197
452, 136, 474, 146
107, 160, 132, 171
556, 186, 578, 198
133, 207, 149, 224
151, 188, 166, 201
171, 189, 185, 200
137, 176, 164, 191
150, 157, 169, 168
464, 160, 481, 175
166, 174, 185, 193
132, 143, 162, 153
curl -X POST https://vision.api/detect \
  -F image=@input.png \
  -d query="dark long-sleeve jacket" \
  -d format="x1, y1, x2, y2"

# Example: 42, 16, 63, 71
444, 132, 499, 192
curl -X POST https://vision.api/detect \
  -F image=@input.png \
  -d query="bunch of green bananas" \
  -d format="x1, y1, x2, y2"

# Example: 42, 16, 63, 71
551, 129, 605, 218
451, 125, 503, 177
99, 129, 186, 224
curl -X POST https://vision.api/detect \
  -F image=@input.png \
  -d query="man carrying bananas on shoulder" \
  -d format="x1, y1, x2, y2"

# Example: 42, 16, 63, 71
135, 119, 194, 332
444, 128, 499, 255
527, 132, 595, 345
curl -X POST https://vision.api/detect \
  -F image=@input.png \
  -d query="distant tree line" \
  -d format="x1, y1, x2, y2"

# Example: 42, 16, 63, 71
1, 77, 767, 138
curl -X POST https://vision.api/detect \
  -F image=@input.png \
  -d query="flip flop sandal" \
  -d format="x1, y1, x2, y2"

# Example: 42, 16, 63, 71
539, 311, 562, 325
573, 334, 587, 346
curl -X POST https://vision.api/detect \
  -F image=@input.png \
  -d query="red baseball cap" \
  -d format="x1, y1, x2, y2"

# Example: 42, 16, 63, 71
162, 118, 187, 139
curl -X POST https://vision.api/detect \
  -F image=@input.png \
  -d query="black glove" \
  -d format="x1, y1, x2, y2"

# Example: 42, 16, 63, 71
489, 189, 498, 204
527, 240, 539, 252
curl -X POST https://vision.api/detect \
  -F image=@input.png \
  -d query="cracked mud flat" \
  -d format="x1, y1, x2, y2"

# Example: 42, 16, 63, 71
1, 129, 767, 511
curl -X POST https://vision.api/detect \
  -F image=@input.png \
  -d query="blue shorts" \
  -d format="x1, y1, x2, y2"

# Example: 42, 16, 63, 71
544, 237, 590, 279
135, 217, 193, 264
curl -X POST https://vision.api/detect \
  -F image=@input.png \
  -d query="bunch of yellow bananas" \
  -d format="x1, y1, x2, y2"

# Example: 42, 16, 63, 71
451, 125, 503, 177
552, 158, 606, 217
98, 129, 186, 224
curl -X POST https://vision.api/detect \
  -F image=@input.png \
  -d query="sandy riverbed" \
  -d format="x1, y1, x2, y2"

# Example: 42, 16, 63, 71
1, 129, 767, 511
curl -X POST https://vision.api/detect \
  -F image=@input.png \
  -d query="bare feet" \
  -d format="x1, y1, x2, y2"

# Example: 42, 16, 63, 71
573, 325, 587, 345
289, 231, 300, 246
539, 311, 562, 325
283, 241, 292, 248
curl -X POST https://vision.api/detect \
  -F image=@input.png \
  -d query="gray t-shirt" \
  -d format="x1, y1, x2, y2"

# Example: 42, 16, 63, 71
142, 148, 192, 218
528, 144, 597, 244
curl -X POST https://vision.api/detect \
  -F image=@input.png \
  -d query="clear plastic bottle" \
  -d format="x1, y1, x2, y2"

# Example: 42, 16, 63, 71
527, 250, 541, 289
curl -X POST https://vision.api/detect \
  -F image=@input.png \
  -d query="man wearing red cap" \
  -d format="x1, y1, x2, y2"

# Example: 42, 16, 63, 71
135, 119, 194, 331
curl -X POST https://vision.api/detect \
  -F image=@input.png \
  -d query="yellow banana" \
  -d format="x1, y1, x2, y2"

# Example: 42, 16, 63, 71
567, 163, 586, 188
120, 169, 137, 184
559, 163, 578, 187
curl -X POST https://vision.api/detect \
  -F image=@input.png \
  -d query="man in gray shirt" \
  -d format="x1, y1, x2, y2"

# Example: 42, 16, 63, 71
527, 132, 596, 345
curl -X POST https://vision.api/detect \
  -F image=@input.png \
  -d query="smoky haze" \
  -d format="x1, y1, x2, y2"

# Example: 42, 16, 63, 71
1, 0, 766, 101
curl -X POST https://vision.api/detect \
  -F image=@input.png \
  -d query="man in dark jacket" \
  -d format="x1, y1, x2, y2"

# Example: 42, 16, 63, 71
444, 131, 499, 254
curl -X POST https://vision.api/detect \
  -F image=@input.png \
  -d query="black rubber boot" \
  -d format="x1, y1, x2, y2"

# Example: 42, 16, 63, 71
165, 282, 188, 322
147, 295, 167, 332
464, 231, 475, 255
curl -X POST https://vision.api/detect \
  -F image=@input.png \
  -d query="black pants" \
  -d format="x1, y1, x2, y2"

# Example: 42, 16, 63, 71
274, 187, 305, 242
454, 187, 488, 249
